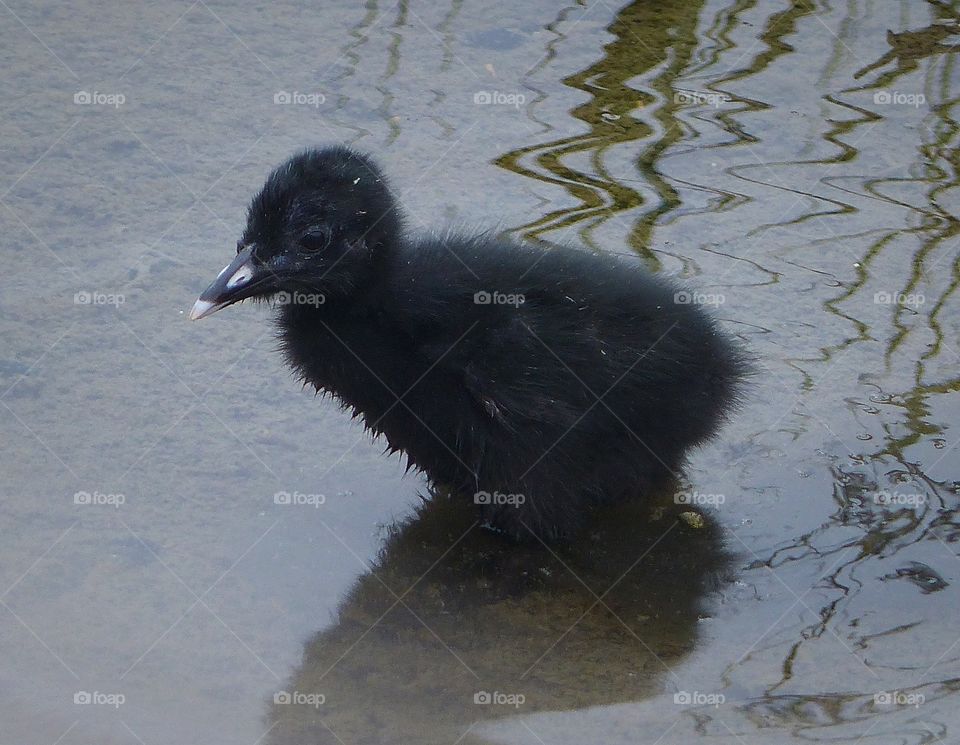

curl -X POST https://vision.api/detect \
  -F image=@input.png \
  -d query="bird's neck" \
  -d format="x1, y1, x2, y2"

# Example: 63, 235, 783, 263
279, 251, 396, 326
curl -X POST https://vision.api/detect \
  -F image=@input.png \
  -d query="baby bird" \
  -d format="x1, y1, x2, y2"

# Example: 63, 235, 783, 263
190, 147, 747, 541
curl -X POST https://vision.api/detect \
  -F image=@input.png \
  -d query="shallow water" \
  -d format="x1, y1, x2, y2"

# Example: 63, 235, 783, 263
1, 1, 959, 743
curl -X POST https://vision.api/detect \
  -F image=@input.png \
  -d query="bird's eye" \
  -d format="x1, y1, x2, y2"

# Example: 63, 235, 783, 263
299, 228, 331, 252
236, 240, 244, 254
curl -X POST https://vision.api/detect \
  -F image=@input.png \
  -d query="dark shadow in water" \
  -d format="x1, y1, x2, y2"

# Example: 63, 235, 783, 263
265, 487, 732, 745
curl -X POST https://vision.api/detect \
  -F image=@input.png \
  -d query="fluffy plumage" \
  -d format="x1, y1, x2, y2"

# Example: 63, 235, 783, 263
191, 146, 748, 541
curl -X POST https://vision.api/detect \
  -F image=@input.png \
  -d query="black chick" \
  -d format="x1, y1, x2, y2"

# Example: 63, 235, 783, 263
191, 147, 747, 541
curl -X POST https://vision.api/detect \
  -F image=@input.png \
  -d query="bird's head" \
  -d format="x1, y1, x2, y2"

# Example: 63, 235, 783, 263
190, 147, 400, 320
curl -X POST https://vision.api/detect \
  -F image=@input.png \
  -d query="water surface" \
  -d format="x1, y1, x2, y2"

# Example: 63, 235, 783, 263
1, 1, 958, 743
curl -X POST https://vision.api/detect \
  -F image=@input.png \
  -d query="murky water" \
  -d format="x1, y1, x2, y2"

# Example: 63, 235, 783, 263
2, 1, 958, 743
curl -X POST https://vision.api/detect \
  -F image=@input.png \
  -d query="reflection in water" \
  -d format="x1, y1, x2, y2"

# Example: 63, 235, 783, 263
495, 0, 707, 268
322, 0, 382, 144
266, 489, 730, 745
249, 1, 960, 741
377, 0, 407, 145
705, 4, 960, 742
3, 0, 960, 742
839, 9, 960, 458
853, 18, 960, 83
478, 0, 959, 742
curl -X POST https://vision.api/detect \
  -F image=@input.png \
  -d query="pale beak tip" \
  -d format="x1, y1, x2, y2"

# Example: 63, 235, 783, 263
189, 298, 218, 321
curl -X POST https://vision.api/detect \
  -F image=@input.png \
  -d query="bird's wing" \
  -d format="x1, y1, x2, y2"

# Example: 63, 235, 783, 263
389, 260, 599, 431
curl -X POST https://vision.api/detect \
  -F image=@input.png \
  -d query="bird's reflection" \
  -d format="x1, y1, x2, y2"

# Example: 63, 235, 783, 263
266, 485, 732, 745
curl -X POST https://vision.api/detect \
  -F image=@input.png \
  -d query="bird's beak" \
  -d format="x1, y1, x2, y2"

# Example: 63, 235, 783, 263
190, 246, 265, 320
